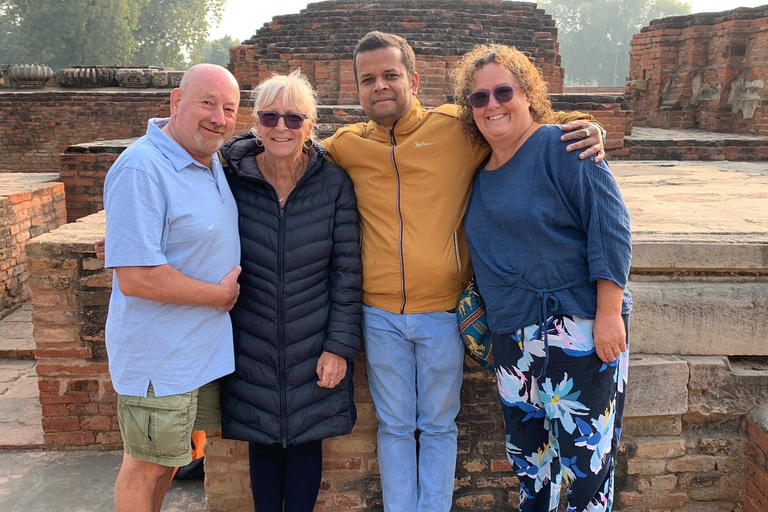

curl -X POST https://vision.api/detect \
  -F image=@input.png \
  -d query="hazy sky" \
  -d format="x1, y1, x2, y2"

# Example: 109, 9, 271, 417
210, 0, 768, 40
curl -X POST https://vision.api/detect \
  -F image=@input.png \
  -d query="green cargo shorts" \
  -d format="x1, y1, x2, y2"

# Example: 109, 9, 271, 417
117, 379, 221, 467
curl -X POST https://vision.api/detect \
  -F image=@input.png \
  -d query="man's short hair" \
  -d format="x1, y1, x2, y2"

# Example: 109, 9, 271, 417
352, 31, 417, 85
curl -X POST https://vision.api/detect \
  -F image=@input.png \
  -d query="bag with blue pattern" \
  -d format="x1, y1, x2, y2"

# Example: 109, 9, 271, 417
457, 279, 494, 371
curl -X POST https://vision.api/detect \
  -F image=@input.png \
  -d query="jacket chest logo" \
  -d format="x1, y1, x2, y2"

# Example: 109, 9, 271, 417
412, 141, 434, 149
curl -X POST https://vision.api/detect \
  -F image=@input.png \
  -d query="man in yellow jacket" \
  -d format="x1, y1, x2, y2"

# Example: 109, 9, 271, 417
322, 31, 605, 512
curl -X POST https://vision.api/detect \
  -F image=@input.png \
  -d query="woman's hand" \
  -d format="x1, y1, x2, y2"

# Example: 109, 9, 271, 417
316, 351, 347, 388
560, 120, 605, 163
594, 280, 626, 363
593, 313, 627, 363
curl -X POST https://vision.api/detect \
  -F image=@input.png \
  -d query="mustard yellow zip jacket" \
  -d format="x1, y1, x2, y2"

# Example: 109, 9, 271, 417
323, 99, 596, 314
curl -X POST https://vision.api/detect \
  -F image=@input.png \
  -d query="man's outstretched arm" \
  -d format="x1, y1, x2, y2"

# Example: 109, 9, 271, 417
552, 111, 606, 163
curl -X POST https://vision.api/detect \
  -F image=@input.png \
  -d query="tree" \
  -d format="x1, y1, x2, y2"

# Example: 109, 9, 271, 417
194, 35, 240, 67
538, 0, 691, 86
132, 0, 225, 68
0, 1, 27, 64
3, 0, 142, 69
0, 0, 224, 70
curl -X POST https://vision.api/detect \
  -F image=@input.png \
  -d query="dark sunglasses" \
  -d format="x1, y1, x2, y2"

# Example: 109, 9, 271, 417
466, 84, 519, 109
257, 111, 308, 129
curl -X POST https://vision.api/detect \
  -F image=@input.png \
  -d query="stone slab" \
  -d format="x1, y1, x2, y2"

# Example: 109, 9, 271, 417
627, 126, 768, 142
627, 281, 768, 356
687, 356, 768, 418
0, 450, 205, 511
631, 242, 768, 272
624, 355, 689, 418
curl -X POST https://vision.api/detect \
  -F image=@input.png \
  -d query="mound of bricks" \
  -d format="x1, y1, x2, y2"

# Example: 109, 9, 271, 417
229, 0, 564, 106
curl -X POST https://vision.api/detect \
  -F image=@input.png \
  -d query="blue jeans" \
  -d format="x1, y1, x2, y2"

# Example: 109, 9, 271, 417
362, 305, 464, 512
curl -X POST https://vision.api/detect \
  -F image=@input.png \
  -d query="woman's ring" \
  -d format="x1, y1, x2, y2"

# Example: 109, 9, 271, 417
584, 128, 591, 137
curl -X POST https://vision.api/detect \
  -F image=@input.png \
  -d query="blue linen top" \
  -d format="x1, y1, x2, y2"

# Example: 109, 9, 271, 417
104, 119, 240, 397
465, 125, 632, 334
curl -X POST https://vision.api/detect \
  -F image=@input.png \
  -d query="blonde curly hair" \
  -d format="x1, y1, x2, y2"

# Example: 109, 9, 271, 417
452, 44, 554, 147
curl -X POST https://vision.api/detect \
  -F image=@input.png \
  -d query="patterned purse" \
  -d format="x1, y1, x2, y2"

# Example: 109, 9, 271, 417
456, 279, 494, 371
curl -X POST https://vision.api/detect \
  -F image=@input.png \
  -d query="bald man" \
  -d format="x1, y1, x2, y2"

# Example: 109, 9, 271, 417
103, 64, 242, 512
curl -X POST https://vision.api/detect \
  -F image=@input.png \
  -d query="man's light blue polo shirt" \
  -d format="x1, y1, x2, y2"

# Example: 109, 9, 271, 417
104, 118, 240, 397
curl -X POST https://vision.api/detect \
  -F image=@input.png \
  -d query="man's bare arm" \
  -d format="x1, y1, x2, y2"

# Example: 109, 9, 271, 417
96, 239, 240, 312
115, 265, 240, 312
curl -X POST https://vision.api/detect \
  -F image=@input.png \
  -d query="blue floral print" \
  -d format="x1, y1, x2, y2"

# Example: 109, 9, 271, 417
492, 314, 628, 512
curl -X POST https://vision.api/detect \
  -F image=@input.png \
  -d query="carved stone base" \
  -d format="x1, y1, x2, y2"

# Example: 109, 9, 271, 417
54, 67, 117, 88
7, 64, 53, 89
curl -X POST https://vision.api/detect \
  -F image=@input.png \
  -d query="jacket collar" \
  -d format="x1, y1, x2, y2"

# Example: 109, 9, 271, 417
222, 132, 326, 183
365, 98, 425, 142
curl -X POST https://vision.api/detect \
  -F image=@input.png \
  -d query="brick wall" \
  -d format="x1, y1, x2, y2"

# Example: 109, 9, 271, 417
229, 0, 564, 104
0, 174, 66, 319
627, 5, 768, 135
745, 405, 768, 512
59, 141, 129, 223
0, 90, 170, 174
26, 211, 118, 448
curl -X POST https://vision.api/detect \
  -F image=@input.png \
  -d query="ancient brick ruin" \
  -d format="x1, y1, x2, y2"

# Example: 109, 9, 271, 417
627, 5, 768, 135
229, 0, 565, 103
1, 1, 767, 511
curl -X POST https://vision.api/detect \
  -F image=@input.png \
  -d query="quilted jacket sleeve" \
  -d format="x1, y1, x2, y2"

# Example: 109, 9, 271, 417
324, 173, 363, 360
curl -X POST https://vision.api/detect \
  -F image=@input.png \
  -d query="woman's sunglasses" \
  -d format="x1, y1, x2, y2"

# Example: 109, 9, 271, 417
257, 111, 308, 129
466, 84, 519, 109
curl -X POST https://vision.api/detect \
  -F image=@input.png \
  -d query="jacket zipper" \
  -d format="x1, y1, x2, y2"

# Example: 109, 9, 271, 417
278, 206, 287, 448
389, 129, 407, 314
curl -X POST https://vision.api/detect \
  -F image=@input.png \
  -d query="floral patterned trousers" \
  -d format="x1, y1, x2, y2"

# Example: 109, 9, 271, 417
492, 315, 629, 512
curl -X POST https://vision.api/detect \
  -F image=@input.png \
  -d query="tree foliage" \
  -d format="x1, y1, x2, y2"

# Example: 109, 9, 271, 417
538, 0, 691, 86
195, 35, 240, 67
0, 0, 224, 70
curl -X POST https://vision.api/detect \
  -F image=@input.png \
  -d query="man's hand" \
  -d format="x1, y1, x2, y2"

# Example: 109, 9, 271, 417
316, 351, 347, 388
217, 266, 241, 312
593, 313, 627, 364
561, 120, 605, 163
95, 238, 105, 261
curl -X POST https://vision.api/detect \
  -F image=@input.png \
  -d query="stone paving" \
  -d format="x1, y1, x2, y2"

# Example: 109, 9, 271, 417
0, 305, 42, 449
0, 451, 205, 511
0, 306, 34, 359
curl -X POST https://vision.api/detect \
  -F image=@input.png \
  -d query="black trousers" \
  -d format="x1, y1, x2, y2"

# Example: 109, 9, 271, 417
248, 440, 323, 512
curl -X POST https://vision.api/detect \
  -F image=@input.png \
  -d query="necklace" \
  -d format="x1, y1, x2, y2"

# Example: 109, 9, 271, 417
260, 152, 305, 204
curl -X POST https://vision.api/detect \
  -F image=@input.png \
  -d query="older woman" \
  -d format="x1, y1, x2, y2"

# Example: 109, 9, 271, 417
219, 70, 362, 512
453, 46, 632, 512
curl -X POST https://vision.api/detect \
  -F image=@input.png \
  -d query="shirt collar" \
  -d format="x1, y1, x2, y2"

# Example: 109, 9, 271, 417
145, 118, 212, 172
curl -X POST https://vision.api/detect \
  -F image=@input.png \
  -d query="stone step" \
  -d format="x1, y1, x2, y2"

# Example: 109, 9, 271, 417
621, 126, 768, 161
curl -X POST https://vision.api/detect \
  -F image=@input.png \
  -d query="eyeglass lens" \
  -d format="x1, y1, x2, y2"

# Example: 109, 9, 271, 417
258, 111, 306, 129
467, 85, 516, 108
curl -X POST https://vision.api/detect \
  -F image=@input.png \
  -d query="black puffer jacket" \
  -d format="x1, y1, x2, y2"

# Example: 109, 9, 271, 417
220, 133, 362, 446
